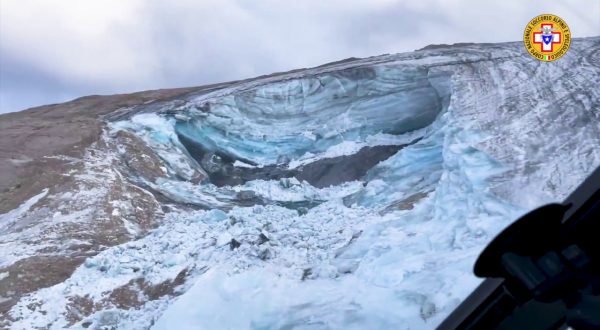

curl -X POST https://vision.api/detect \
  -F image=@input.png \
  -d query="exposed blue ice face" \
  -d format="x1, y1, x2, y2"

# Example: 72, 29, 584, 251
173, 66, 444, 166
112, 65, 452, 202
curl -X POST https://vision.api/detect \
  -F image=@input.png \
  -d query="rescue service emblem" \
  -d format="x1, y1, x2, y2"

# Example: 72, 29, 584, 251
523, 14, 571, 62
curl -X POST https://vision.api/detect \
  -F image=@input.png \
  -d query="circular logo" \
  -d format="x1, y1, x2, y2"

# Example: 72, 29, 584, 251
523, 14, 571, 62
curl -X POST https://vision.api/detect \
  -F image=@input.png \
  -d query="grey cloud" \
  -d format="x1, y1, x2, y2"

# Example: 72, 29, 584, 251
1, 0, 598, 114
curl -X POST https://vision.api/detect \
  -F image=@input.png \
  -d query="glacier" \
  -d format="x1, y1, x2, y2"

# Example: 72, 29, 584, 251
3, 38, 600, 329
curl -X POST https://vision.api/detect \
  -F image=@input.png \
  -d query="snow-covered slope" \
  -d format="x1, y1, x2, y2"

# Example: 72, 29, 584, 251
2, 38, 600, 329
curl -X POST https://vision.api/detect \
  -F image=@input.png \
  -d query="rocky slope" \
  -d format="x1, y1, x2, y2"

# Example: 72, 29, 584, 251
1, 37, 599, 329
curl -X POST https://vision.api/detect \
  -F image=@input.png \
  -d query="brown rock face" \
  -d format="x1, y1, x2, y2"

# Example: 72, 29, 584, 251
0, 87, 210, 322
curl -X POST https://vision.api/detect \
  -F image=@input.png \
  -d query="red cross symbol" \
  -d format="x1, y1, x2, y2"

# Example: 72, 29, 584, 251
533, 24, 561, 52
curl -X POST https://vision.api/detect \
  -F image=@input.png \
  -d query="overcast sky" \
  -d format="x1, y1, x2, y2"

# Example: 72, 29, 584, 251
1, 0, 599, 114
